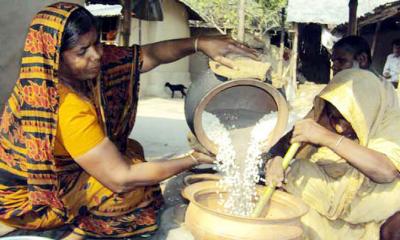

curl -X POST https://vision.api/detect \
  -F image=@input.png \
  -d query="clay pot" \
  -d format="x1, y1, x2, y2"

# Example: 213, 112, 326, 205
183, 181, 308, 240
185, 77, 288, 155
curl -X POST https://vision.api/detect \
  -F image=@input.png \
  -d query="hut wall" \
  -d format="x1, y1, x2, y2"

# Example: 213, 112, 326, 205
129, 0, 191, 98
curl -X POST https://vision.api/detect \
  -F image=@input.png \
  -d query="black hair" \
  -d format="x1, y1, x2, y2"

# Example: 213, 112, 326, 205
60, 6, 98, 53
333, 35, 372, 65
392, 38, 400, 47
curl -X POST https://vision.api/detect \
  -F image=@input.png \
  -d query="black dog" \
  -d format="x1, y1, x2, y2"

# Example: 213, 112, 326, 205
164, 82, 187, 98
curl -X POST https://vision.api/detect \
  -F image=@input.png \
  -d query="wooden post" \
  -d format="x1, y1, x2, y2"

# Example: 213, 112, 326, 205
348, 0, 358, 35
289, 23, 299, 97
276, 8, 286, 88
371, 22, 381, 57
138, 19, 142, 45
237, 0, 246, 42
121, 0, 131, 47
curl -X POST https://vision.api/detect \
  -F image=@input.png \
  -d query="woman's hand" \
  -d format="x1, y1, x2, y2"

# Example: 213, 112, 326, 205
187, 133, 215, 164
187, 132, 210, 155
191, 151, 215, 165
198, 35, 260, 69
265, 156, 285, 187
291, 118, 336, 146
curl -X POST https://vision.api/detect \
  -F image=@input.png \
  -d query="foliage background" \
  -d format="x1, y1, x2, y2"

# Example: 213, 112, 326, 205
181, 0, 287, 36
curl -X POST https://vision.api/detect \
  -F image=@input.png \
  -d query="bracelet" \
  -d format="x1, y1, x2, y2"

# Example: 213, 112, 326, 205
189, 152, 199, 165
194, 37, 199, 52
335, 135, 345, 147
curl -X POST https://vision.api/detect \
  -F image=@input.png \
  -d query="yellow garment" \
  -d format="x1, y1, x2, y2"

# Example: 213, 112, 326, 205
1, 83, 160, 236
1, 165, 156, 234
286, 69, 400, 240
381, 77, 399, 109
54, 84, 105, 158
1, 138, 161, 237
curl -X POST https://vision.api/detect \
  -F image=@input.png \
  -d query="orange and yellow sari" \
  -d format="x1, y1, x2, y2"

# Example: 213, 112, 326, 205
0, 2, 162, 238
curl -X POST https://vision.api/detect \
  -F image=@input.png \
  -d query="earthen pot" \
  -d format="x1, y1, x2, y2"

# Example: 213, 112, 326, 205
185, 77, 289, 155
183, 181, 308, 240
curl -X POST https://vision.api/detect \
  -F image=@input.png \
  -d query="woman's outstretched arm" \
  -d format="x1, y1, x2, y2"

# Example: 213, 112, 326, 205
140, 35, 259, 73
74, 137, 212, 193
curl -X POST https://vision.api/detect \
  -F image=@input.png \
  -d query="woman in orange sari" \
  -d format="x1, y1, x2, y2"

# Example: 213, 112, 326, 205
0, 2, 257, 239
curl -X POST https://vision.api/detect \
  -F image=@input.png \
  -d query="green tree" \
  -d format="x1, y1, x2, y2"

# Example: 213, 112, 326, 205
181, 0, 287, 37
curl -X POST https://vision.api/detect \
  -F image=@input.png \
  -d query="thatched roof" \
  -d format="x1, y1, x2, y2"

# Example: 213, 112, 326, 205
358, 1, 400, 27
178, 0, 207, 22
287, 0, 399, 24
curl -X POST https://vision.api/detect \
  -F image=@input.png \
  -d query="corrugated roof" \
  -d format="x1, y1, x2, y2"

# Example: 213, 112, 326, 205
287, 0, 399, 24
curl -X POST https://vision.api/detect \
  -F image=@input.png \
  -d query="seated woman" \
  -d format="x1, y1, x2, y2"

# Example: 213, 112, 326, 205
266, 69, 400, 240
0, 2, 257, 240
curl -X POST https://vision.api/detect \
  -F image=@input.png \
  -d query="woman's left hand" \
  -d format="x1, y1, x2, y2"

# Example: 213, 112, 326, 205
192, 151, 216, 165
291, 118, 335, 146
198, 35, 260, 69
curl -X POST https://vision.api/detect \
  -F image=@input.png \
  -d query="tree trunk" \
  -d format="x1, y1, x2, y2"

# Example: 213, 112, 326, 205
237, 0, 246, 42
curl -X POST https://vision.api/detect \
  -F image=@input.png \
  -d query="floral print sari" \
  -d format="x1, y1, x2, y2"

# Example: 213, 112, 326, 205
0, 2, 163, 238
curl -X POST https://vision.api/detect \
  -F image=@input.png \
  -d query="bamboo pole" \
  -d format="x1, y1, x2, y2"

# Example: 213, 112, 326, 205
348, 0, 358, 36
237, 0, 246, 42
121, 0, 131, 47
371, 22, 381, 57
251, 143, 301, 218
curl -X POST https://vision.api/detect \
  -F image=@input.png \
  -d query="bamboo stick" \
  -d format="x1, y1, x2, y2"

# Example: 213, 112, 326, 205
251, 142, 301, 218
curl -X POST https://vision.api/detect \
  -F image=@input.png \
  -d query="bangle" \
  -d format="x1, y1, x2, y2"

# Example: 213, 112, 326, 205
189, 152, 199, 165
194, 37, 199, 52
335, 136, 345, 147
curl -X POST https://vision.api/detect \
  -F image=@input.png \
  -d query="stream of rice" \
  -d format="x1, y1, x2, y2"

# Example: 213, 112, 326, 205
202, 110, 279, 217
